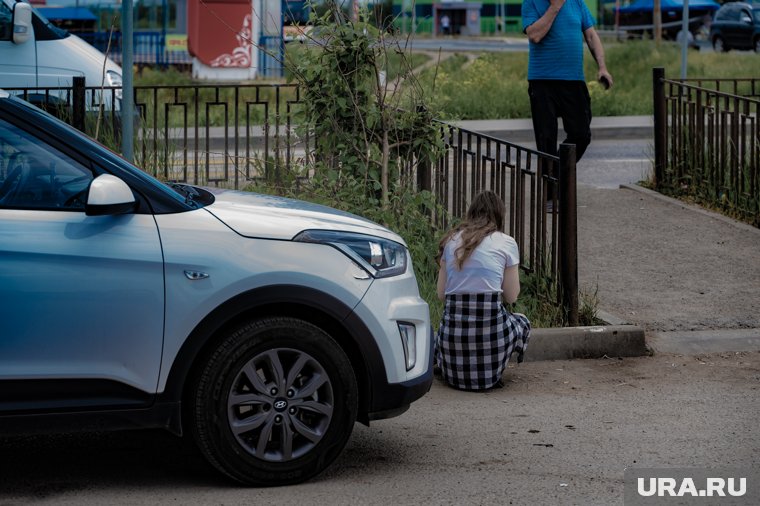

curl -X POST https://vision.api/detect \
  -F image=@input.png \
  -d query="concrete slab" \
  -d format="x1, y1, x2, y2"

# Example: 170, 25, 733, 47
648, 328, 760, 355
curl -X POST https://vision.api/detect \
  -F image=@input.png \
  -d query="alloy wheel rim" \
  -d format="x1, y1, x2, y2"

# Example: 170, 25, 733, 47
227, 348, 334, 462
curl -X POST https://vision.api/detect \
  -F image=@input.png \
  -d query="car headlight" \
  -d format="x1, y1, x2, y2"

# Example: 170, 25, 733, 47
293, 230, 407, 278
106, 70, 123, 100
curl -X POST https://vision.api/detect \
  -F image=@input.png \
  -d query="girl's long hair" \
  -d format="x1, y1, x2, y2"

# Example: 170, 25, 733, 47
437, 190, 506, 270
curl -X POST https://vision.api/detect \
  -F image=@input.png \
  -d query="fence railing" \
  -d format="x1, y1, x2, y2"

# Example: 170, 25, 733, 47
76, 31, 284, 76
421, 125, 578, 322
78, 31, 192, 67
8, 81, 579, 323
653, 68, 760, 225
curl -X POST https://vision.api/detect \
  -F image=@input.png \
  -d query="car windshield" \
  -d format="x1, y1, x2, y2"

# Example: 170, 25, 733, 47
754, 9, 760, 22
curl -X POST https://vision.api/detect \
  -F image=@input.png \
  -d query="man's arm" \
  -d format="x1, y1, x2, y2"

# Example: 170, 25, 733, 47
583, 26, 613, 88
524, 0, 566, 44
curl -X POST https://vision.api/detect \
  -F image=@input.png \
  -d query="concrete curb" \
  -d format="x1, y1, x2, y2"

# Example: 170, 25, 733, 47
620, 184, 760, 236
526, 325, 647, 361
648, 329, 760, 355
455, 116, 653, 142
186, 116, 655, 150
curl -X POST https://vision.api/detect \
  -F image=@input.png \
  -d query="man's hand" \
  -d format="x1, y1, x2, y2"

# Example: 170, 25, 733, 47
525, 0, 565, 43
598, 70, 613, 89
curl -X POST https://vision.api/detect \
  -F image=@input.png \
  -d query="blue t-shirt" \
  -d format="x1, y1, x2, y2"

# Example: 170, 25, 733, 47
522, 0, 595, 81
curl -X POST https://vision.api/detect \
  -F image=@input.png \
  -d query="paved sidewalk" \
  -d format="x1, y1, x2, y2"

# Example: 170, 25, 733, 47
577, 183, 760, 354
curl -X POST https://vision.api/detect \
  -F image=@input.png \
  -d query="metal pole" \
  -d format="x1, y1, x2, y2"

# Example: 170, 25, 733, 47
559, 143, 578, 327
72, 76, 86, 133
653, 0, 662, 43
653, 67, 666, 187
680, 0, 689, 80
121, 0, 134, 162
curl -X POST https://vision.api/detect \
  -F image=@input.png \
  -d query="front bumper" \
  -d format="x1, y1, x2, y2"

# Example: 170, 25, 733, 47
367, 325, 434, 421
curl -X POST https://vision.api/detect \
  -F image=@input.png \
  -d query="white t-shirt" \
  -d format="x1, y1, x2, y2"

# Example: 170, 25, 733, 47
442, 231, 520, 295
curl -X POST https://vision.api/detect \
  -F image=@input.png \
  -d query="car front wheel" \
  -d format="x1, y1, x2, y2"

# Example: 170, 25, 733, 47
713, 36, 728, 52
190, 317, 358, 486
754, 37, 760, 53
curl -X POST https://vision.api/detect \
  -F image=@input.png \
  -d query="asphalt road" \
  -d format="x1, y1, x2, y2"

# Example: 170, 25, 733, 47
400, 36, 530, 53
1, 352, 758, 505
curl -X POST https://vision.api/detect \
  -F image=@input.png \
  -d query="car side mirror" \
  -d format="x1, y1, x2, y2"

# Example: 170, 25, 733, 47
740, 15, 752, 24
86, 174, 136, 216
12, 2, 32, 45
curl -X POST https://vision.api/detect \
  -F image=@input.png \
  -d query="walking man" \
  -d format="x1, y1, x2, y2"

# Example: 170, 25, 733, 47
522, 0, 613, 206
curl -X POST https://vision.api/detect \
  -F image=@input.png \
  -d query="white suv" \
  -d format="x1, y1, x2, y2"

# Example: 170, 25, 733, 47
0, 92, 433, 485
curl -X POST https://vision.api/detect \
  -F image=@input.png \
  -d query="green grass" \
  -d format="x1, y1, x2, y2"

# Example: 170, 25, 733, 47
418, 41, 760, 120
135, 40, 758, 122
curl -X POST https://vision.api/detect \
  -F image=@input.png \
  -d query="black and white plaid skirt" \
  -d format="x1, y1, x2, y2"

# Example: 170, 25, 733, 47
435, 292, 531, 391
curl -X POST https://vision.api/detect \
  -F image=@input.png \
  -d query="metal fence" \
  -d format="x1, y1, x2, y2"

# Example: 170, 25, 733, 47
420, 125, 578, 322
77, 31, 284, 75
79, 31, 192, 67
653, 68, 760, 225
9, 81, 579, 323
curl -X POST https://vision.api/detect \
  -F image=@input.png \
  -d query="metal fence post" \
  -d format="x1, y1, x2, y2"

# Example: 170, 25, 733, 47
417, 158, 432, 193
653, 67, 666, 187
559, 143, 578, 326
416, 105, 432, 193
72, 76, 86, 133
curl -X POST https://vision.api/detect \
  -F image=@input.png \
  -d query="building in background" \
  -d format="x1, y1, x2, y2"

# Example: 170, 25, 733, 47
392, 0, 600, 35
187, 0, 282, 80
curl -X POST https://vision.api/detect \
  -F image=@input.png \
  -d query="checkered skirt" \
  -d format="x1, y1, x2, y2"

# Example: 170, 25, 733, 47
436, 292, 531, 390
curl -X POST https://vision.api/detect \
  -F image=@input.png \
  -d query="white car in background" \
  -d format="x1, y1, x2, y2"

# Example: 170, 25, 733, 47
0, 0, 122, 110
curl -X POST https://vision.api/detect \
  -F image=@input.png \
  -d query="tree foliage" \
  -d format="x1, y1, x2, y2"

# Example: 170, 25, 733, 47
285, 2, 443, 204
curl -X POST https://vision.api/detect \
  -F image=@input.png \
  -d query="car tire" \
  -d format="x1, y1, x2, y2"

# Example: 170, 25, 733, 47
190, 317, 358, 486
754, 37, 760, 53
713, 36, 729, 52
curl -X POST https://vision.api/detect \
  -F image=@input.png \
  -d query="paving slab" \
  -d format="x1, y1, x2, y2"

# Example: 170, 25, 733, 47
577, 184, 760, 333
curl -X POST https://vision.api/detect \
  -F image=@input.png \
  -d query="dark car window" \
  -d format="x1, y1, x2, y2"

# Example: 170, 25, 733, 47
0, 1, 12, 41
0, 118, 94, 211
726, 8, 741, 22
31, 8, 69, 41
755, 9, 760, 23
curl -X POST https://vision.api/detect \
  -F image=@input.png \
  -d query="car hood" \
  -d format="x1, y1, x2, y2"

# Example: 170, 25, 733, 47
45, 34, 122, 77
203, 188, 406, 245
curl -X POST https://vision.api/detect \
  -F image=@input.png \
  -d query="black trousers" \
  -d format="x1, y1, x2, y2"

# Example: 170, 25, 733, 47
528, 80, 592, 200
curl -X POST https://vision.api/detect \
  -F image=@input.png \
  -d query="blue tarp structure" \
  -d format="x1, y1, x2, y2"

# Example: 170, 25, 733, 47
618, 0, 720, 14
37, 7, 98, 21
